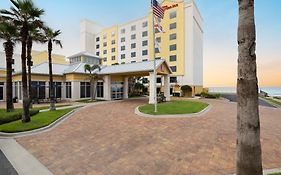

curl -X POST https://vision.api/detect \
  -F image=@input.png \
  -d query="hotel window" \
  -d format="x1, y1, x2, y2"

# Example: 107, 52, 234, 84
170, 66, 177, 72
131, 25, 136, 31
121, 54, 126, 59
96, 44, 100, 49
131, 43, 136, 49
131, 61, 136, 63
80, 82, 90, 98
111, 56, 116, 60
53, 82, 62, 98
103, 35, 107, 40
142, 59, 148, 62
103, 50, 107, 54
170, 11, 177, 19
142, 50, 148, 56
103, 42, 107, 47
121, 28, 126, 34
121, 37, 125, 42
103, 58, 107, 62
169, 33, 177, 40
111, 48, 116, 53
157, 77, 161, 83
142, 40, 148, 46
96, 52, 99, 56
96, 37, 100, 42
131, 34, 136, 40
155, 28, 160, 33
143, 78, 148, 83
66, 82, 72, 98
169, 55, 177, 62
156, 37, 161, 43
111, 31, 115, 37
142, 31, 148, 37
0, 82, 4, 100
170, 77, 177, 83
155, 57, 161, 60
121, 45, 125, 51
97, 82, 104, 98
142, 21, 148, 28
155, 48, 160, 53
170, 22, 177, 30
170, 44, 177, 51
111, 40, 116, 45
31, 81, 45, 99
131, 52, 136, 58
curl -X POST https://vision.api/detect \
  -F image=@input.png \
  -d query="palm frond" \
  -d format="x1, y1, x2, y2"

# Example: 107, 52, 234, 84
54, 40, 62, 48
10, 0, 20, 9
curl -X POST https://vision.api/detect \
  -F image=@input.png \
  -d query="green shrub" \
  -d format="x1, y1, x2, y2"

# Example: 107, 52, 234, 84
200, 92, 221, 99
181, 85, 192, 92
0, 109, 39, 125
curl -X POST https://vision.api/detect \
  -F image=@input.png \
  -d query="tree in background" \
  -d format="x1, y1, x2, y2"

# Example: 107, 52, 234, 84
42, 27, 62, 111
84, 64, 101, 101
236, 0, 263, 174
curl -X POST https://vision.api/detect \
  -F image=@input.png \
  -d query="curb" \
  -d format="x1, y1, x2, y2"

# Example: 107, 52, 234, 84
134, 103, 212, 119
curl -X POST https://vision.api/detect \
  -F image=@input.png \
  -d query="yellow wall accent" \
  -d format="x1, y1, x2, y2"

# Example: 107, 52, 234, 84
149, 0, 185, 76
13, 74, 64, 81
65, 73, 90, 81
99, 26, 119, 66
111, 75, 124, 82
32, 51, 68, 65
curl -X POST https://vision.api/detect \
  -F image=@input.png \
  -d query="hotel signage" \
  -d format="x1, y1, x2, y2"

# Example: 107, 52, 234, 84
162, 4, 178, 11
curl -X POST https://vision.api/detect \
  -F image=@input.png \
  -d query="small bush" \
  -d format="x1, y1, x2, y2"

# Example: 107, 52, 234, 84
0, 109, 39, 125
200, 92, 221, 99
181, 85, 192, 92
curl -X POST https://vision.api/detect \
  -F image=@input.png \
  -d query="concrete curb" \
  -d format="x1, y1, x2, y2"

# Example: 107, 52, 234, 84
0, 139, 53, 175
0, 101, 115, 138
134, 103, 212, 119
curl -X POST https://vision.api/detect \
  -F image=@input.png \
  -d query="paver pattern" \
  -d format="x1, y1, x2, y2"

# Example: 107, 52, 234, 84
17, 99, 281, 175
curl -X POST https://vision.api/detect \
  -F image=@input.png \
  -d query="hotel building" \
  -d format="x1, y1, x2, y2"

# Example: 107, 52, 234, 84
80, 0, 203, 95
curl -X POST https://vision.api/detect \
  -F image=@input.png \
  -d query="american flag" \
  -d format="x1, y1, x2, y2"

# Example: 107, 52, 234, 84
151, 0, 164, 19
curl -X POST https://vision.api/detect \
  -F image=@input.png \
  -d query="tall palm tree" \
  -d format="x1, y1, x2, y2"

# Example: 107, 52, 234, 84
84, 64, 101, 101
0, 20, 19, 112
43, 27, 62, 110
27, 27, 44, 108
236, 0, 263, 174
0, 0, 44, 122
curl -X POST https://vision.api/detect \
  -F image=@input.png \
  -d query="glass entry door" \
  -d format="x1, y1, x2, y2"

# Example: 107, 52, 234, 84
0, 82, 4, 101
111, 82, 123, 100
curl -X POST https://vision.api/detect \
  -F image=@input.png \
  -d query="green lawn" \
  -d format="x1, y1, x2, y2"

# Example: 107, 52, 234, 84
266, 97, 281, 106
0, 108, 75, 133
139, 100, 209, 115
0, 108, 39, 125
268, 173, 281, 175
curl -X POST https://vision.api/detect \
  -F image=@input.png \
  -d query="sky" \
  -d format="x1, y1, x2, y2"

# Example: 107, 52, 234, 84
0, 0, 280, 87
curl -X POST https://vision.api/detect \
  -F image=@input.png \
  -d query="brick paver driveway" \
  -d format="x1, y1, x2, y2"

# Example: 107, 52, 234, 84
17, 99, 281, 175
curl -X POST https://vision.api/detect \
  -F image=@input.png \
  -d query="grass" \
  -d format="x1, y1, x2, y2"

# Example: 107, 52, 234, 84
32, 104, 72, 110
268, 173, 281, 175
266, 97, 281, 106
0, 108, 76, 133
75, 99, 104, 103
139, 100, 209, 115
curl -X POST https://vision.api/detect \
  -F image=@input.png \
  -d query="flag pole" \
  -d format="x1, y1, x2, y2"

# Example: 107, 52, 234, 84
152, 15, 158, 113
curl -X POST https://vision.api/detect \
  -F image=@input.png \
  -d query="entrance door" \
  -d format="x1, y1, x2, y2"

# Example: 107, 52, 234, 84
0, 82, 4, 101
111, 82, 123, 100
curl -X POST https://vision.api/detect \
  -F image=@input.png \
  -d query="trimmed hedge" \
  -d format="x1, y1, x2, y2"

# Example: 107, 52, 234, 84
200, 92, 221, 99
181, 85, 192, 92
0, 109, 39, 125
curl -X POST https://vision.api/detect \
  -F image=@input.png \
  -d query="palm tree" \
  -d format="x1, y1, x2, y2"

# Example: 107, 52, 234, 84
42, 27, 62, 110
0, 0, 44, 122
0, 20, 18, 112
236, 0, 263, 174
27, 27, 44, 108
84, 64, 101, 101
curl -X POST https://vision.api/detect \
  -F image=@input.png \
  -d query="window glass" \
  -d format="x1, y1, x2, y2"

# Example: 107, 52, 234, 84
142, 31, 148, 37
131, 25, 136, 31
111, 48, 116, 53
142, 21, 148, 27
169, 55, 177, 62
121, 54, 126, 59
131, 43, 136, 49
170, 11, 177, 19
169, 33, 177, 40
131, 34, 136, 40
170, 66, 177, 72
142, 50, 148, 56
121, 46, 125, 51
121, 37, 125, 42
169, 44, 177, 51
142, 40, 148, 46
121, 28, 126, 34
131, 52, 136, 58
170, 22, 177, 30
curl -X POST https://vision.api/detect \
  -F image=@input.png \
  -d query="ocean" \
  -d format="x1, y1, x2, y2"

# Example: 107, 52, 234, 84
208, 87, 281, 97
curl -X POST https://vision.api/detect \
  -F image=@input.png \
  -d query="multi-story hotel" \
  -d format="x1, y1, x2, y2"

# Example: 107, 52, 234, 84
80, 0, 203, 94
0, 0, 203, 104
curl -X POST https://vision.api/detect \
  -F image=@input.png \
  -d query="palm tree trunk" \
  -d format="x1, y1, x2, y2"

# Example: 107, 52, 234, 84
236, 0, 263, 174
4, 40, 14, 112
48, 41, 56, 110
90, 78, 94, 101
27, 36, 33, 108
21, 24, 30, 122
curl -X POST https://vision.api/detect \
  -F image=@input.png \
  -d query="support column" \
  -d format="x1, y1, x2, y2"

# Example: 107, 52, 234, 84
71, 81, 80, 100
61, 82, 66, 100
103, 75, 111, 101
164, 74, 171, 101
45, 81, 49, 99
149, 72, 156, 104
123, 76, 129, 99
3, 82, 6, 101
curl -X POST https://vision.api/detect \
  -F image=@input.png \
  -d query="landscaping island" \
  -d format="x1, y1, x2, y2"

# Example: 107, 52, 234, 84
139, 100, 209, 115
